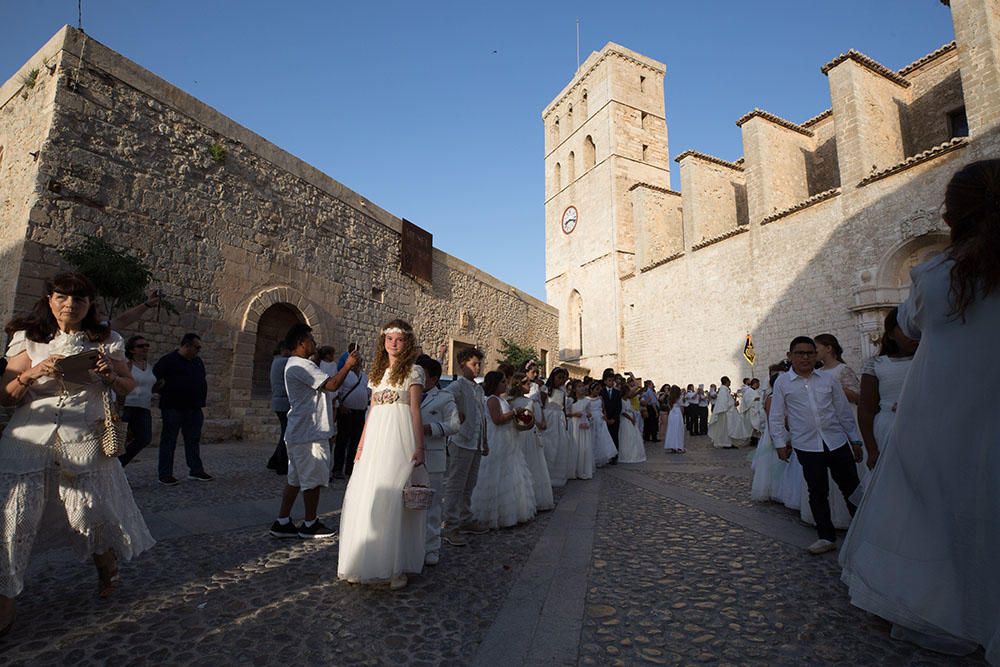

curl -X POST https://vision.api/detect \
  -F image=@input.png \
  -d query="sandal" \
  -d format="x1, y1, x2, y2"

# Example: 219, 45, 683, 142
94, 550, 119, 599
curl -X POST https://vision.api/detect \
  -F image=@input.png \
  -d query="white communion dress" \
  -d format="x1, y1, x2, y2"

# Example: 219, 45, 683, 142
663, 404, 685, 452
338, 365, 426, 584
861, 355, 914, 458
616, 405, 647, 464
567, 398, 594, 479
0, 330, 155, 597
749, 390, 784, 502
590, 397, 618, 467
471, 395, 536, 528
707, 386, 734, 448
510, 396, 554, 512
840, 254, 1000, 662
538, 388, 569, 487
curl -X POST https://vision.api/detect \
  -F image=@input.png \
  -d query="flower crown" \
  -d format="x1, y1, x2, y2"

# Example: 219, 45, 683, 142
382, 326, 408, 335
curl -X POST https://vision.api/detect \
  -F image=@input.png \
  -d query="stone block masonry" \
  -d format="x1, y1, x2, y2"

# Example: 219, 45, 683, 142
0, 26, 556, 440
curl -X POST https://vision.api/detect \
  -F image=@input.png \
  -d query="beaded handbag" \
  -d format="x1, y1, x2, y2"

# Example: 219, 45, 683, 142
402, 463, 434, 510
99, 388, 127, 457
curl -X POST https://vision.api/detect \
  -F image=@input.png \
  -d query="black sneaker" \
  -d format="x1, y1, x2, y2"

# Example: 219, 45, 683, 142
269, 520, 300, 538
188, 471, 214, 482
298, 521, 336, 539
158, 476, 180, 486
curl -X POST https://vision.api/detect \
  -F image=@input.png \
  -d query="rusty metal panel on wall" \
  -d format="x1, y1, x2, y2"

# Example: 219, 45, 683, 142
400, 218, 433, 283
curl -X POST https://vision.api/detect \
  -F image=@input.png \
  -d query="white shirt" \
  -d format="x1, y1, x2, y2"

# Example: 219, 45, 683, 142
768, 368, 860, 452
679, 392, 690, 407
284, 356, 334, 444
696, 391, 708, 407
124, 361, 156, 409
445, 375, 486, 451
337, 369, 370, 411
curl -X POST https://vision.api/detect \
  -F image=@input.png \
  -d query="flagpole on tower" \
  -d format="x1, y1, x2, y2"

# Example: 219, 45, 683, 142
576, 18, 580, 70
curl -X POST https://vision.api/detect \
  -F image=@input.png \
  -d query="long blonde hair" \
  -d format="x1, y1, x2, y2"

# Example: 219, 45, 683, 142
369, 318, 418, 387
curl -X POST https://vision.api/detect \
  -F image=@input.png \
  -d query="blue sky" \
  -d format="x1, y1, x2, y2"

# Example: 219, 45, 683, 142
2, 1, 956, 301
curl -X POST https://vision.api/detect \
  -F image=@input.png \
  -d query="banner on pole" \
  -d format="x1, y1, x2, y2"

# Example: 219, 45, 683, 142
743, 334, 756, 366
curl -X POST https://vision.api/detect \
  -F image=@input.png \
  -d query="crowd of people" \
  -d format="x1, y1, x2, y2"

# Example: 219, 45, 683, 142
0, 161, 995, 660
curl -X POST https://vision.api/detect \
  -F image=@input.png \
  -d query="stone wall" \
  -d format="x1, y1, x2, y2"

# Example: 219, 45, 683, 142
0, 26, 557, 440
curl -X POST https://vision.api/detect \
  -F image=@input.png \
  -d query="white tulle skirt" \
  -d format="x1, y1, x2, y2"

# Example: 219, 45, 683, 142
663, 406, 685, 452
750, 426, 784, 502
516, 428, 554, 511
592, 417, 618, 467
338, 403, 424, 583
539, 407, 568, 487
471, 423, 536, 528
569, 418, 594, 480
617, 413, 647, 463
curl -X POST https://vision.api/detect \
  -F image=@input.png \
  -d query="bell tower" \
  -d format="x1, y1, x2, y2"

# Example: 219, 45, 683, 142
543, 43, 669, 372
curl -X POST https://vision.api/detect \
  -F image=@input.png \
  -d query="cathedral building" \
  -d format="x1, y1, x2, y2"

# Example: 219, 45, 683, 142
544, 0, 999, 383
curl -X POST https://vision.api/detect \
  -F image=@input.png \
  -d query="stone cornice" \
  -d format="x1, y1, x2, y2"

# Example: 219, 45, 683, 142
640, 251, 684, 272
759, 188, 840, 226
801, 108, 833, 128
691, 226, 749, 251
898, 41, 957, 76
628, 181, 681, 196
857, 137, 968, 187
542, 43, 665, 120
821, 49, 911, 88
735, 108, 814, 137
674, 150, 744, 171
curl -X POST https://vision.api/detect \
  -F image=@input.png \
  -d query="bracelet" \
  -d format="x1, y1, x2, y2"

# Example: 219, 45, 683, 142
14, 373, 34, 387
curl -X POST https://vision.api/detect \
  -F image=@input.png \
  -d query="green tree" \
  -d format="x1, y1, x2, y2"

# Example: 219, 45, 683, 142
498, 338, 538, 371
61, 235, 177, 320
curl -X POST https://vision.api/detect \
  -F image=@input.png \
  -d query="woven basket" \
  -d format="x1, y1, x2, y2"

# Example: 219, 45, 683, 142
513, 408, 535, 432
402, 485, 434, 510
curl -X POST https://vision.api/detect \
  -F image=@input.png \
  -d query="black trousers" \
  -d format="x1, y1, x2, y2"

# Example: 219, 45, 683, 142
684, 407, 695, 434
267, 410, 289, 473
694, 406, 709, 435
795, 443, 860, 542
643, 407, 659, 441
334, 409, 366, 475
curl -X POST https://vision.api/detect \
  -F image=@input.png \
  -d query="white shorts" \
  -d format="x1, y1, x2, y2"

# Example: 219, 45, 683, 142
286, 440, 331, 490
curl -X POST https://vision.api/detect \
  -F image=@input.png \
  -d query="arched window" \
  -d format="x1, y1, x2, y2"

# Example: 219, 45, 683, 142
252, 303, 305, 398
580, 90, 588, 119
567, 103, 574, 130
554, 162, 562, 191
568, 290, 583, 359
567, 151, 576, 182
583, 135, 596, 171
552, 117, 560, 143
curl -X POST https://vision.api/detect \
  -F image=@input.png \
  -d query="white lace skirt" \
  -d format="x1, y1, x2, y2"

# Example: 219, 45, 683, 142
0, 453, 155, 597
471, 428, 536, 529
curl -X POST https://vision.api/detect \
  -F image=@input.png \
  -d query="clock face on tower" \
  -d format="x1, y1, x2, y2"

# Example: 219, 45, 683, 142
561, 205, 578, 235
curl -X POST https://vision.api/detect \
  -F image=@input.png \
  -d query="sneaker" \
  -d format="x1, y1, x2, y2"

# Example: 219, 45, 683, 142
158, 476, 179, 486
188, 471, 214, 482
269, 520, 300, 538
389, 574, 408, 590
443, 530, 469, 547
459, 522, 490, 535
808, 539, 837, 555
298, 521, 336, 539
424, 552, 440, 566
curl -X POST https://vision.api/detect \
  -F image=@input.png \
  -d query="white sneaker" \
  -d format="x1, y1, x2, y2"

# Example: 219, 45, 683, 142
807, 539, 837, 555
389, 574, 408, 590
424, 552, 440, 566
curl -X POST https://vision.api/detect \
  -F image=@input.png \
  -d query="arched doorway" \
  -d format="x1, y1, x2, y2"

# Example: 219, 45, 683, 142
251, 303, 305, 398
564, 289, 583, 361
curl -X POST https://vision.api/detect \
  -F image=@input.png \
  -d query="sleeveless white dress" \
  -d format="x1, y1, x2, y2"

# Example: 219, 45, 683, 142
338, 365, 426, 583
841, 255, 999, 662
510, 396, 554, 511
538, 388, 569, 487
471, 396, 536, 528
0, 330, 155, 597
663, 404, 685, 452
616, 405, 647, 463
750, 390, 783, 501
567, 398, 594, 479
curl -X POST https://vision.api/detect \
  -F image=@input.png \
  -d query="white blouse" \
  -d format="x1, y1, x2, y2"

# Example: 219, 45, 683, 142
124, 361, 156, 409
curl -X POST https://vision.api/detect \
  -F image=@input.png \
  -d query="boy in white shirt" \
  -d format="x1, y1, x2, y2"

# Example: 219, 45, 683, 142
415, 355, 460, 565
270, 324, 358, 540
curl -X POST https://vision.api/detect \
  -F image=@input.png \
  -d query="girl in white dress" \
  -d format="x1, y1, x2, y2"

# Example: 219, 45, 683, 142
560, 374, 580, 482
858, 308, 917, 477
588, 382, 618, 467
750, 366, 785, 501
663, 386, 685, 453
617, 403, 647, 464
841, 161, 1000, 661
338, 320, 426, 590
538, 368, 570, 487
471, 372, 536, 528
0, 273, 155, 632
508, 374, 554, 512
566, 381, 594, 479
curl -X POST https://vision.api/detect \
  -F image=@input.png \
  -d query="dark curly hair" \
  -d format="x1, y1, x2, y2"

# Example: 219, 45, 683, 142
4, 272, 109, 344
944, 160, 1000, 321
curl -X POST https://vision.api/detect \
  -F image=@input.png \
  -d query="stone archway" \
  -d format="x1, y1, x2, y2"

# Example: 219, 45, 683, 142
851, 232, 949, 358
230, 286, 324, 433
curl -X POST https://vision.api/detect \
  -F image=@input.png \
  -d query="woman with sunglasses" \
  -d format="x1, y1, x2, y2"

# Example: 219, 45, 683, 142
119, 335, 157, 466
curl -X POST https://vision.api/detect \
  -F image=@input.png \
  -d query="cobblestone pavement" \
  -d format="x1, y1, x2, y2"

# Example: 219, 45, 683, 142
1, 436, 987, 665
